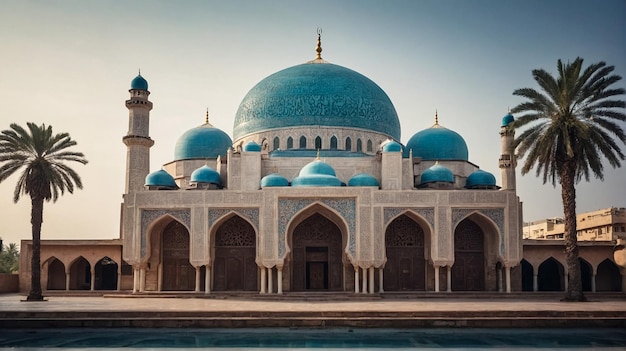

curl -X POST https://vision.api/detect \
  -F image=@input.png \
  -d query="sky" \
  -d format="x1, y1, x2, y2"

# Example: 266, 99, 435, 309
1, 0, 625, 247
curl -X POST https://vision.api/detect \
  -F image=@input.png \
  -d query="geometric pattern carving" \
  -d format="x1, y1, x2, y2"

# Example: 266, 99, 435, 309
141, 209, 191, 258
384, 207, 434, 229
385, 215, 424, 247
215, 216, 256, 247
209, 208, 259, 231
451, 208, 505, 256
163, 221, 190, 259
277, 198, 356, 258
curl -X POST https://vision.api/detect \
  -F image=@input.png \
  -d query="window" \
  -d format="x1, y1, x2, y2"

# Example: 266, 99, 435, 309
315, 136, 322, 150
367, 140, 373, 152
273, 137, 280, 150
356, 139, 362, 152
299, 136, 307, 149
345, 137, 352, 151
287, 137, 293, 149
330, 136, 338, 149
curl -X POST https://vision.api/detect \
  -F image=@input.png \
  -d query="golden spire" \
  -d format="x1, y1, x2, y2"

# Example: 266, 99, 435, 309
315, 28, 323, 59
205, 109, 209, 124
316, 148, 321, 160
434, 110, 439, 125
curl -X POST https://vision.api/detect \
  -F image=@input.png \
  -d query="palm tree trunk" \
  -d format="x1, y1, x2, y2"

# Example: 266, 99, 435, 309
27, 194, 44, 301
560, 160, 585, 302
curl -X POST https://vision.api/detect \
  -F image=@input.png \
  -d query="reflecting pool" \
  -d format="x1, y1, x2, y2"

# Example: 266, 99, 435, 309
0, 328, 625, 350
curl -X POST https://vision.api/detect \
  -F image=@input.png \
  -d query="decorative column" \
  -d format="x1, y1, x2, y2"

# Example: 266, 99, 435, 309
139, 266, 146, 292
533, 273, 538, 292
505, 266, 511, 293
260, 267, 267, 294
361, 267, 368, 294
378, 268, 384, 293
205, 266, 211, 294
434, 265, 440, 292
368, 267, 375, 294
65, 271, 70, 291
446, 266, 452, 292
132, 266, 139, 293
117, 271, 121, 291
591, 272, 597, 292
277, 266, 283, 294
90, 267, 95, 291
268, 267, 273, 294
354, 266, 359, 293
195, 266, 201, 292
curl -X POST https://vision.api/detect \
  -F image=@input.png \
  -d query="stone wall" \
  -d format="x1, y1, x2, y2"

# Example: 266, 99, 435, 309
0, 274, 19, 293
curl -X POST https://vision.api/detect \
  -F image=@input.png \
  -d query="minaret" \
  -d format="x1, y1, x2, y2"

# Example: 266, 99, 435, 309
123, 72, 154, 193
499, 112, 516, 190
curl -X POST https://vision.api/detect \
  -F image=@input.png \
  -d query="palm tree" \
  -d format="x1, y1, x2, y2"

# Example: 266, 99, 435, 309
0, 123, 87, 301
511, 57, 625, 301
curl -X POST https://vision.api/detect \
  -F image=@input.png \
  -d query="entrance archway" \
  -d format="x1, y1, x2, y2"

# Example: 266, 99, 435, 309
213, 216, 257, 291
291, 213, 343, 291
538, 257, 564, 291
46, 257, 66, 290
452, 219, 485, 291
162, 221, 194, 291
384, 214, 425, 291
95, 257, 118, 290
596, 259, 621, 291
69, 256, 91, 290
521, 259, 534, 291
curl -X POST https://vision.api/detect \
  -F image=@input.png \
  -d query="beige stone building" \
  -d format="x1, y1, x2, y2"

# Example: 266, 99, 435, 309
523, 207, 626, 241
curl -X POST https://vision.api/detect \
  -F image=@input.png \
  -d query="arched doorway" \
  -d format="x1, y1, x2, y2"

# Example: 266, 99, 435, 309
384, 214, 425, 291
95, 257, 118, 290
538, 257, 564, 291
291, 213, 343, 291
596, 259, 622, 291
452, 219, 485, 291
213, 216, 257, 291
69, 256, 91, 290
521, 259, 534, 291
46, 258, 66, 290
162, 221, 194, 291
579, 258, 593, 292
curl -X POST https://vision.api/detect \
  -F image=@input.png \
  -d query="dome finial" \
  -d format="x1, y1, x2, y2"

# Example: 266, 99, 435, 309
316, 148, 321, 160
435, 110, 439, 125
316, 28, 323, 59
205, 108, 209, 124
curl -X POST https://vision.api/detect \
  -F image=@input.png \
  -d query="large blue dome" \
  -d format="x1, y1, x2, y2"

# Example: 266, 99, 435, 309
174, 123, 233, 161
234, 62, 401, 141
404, 124, 468, 161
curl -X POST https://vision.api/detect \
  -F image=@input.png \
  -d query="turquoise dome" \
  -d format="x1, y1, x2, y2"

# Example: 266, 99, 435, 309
501, 113, 515, 127
243, 141, 261, 152
348, 173, 380, 187
260, 173, 289, 187
466, 169, 496, 188
291, 159, 344, 187
404, 125, 468, 160
145, 169, 177, 188
130, 74, 148, 91
174, 123, 233, 160
190, 165, 221, 185
382, 140, 402, 152
420, 164, 454, 184
234, 62, 401, 141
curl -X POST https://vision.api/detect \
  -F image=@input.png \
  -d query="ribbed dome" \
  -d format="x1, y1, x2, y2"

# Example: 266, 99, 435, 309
145, 169, 176, 188
174, 123, 232, 161
234, 62, 401, 141
501, 113, 515, 127
404, 124, 468, 161
420, 164, 454, 184
466, 169, 496, 189
260, 173, 289, 187
382, 140, 402, 152
130, 74, 148, 91
190, 165, 221, 185
348, 173, 380, 187
243, 141, 261, 152
291, 159, 344, 187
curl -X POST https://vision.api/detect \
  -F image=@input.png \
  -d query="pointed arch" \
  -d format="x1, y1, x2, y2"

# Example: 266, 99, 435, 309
69, 256, 91, 290
144, 213, 191, 263
95, 256, 118, 290
578, 257, 593, 291
315, 136, 322, 150
452, 210, 502, 261
44, 256, 66, 290
330, 136, 338, 149
538, 257, 565, 291
596, 259, 621, 291
161, 220, 194, 291
345, 137, 352, 151
367, 139, 373, 152
299, 135, 307, 149
356, 138, 362, 152
452, 218, 486, 291
521, 259, 534, 291
287, 137, 294, 149
273, 136, 280, 150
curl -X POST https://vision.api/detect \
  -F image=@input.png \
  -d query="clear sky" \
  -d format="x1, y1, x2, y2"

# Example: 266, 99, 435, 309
1, 0, 625, 247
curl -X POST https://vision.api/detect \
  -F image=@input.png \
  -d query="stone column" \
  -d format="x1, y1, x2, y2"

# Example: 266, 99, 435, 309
205, 266, 211, 294
361, 267, 368, 294
195, 266, 201, 292
354, 267, 359, 293
65, 271, 70, 291
497, 267, 503, 292
277, 266, 283, 295
117, 272, 121, 291
260, 267, 267, 294
157, 263, 163, 291
591, 272, 597, 292
533, 274, 538, 292
268, 267, 273, 294
90, 267, 95, 291
505, 266, 511, 293
434, 265, 440, 292
139, 266, 146, 292
132, 266, 139, 293
378, 268, 384, 293
564, 274, 568, 292
368, 267, 375, 294
446, 266, 452, 292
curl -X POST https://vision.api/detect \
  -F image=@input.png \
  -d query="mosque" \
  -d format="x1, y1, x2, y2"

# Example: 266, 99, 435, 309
20, 34, 551, 295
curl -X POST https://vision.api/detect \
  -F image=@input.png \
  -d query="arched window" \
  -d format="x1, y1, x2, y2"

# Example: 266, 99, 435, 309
287, 137, 293, 149
273, 137, 280, 150
315, 136, 322, 150
367, 140, 373, 152
299, 136, 307, 149
345, 137, 352, 151
330, 136, 338, 149
356, 139, 363, 152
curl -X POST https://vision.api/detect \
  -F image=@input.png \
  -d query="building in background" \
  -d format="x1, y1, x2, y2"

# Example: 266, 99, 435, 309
524, 207, 626, 241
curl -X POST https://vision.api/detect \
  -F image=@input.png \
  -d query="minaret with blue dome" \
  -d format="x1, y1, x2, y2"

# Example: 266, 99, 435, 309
499, 112, 516, 190
123, 71, 154, 193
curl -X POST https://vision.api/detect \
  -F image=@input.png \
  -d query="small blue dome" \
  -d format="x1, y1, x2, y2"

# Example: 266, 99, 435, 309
190, 165, 221, 185
404, 125, 468, 160
174, 123, 233, 160
420, 164, 454, 184
130, 74, 148, 91
292, 159, 344, 187
234, 62, 401, 141
243, 141, 261, 152
260, 173, 289, 187
382, 140, 402, 152
466, 169, 497, 188
348, 173, 380, 187
145, 169, 176, 188
501, 113, 515, 127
